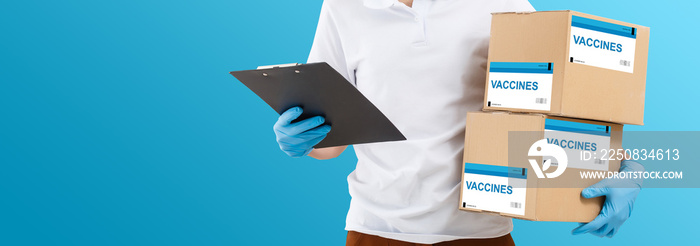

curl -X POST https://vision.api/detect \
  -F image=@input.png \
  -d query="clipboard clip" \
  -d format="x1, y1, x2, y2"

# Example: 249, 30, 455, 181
257, 63, 302, 70
257, 63, 303, 77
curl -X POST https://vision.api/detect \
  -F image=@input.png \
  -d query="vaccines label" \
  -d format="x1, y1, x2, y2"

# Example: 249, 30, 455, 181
486, 62, 553, 111
543, 119, 612, 171
461, 163, 527, 216
569, 15, 637, 73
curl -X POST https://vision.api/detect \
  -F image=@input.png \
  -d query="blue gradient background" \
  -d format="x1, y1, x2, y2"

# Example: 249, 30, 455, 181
0, 0, 697, 245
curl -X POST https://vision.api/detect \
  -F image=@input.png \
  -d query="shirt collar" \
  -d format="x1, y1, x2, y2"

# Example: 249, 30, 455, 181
363, 0, 395, 9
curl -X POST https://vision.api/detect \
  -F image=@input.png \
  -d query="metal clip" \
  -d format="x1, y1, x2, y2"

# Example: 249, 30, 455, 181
257, 63, 301, 70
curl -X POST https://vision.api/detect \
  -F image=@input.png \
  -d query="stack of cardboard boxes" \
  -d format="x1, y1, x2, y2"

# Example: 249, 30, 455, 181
459, 11, 649, 222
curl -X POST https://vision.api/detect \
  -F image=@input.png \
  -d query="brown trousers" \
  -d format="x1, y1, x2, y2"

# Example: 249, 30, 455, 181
346, 231, 515, 246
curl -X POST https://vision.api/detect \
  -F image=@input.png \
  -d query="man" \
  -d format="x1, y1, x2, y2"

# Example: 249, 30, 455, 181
272, 0, 643, 245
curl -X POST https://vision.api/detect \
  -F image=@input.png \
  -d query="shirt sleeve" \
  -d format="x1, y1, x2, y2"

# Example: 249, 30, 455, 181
504, 0, 536, 12
307, 1, 355, 85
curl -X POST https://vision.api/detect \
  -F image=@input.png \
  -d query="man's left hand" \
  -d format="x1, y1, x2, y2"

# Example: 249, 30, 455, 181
572, 160, 644, 238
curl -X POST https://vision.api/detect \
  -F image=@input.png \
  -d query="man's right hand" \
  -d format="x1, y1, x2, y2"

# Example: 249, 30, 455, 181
273, 107, 331, 157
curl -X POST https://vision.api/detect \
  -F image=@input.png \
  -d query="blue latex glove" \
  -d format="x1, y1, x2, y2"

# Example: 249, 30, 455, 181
273, 107, 331, 157
572, 160, 644, 238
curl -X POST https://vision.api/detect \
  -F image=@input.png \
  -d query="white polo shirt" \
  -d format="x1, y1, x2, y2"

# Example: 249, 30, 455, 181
307, 0, 535, 244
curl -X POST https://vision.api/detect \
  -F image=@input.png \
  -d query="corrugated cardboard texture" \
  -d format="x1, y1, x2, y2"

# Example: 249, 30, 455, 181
483, 11, 649, 125
460, 112, 623, 222
562, 11, 649, 125
461, 112, 542, 219
534, 116, 623, 222
486, 11, 569, 114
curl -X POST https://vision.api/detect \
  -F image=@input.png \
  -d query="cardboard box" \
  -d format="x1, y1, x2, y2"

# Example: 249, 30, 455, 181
459, 111, 623, 222
483, 11, 649, 125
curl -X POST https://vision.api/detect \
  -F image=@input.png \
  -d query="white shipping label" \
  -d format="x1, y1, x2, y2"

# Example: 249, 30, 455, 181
543, 119, 612, 171
461, 163, 527, 216
486, 62, 553, 111
569, 16, 637, 73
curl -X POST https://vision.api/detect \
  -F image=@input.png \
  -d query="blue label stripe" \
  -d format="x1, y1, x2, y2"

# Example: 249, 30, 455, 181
489, 62, 553, 74
572, 16, 636, 39
544, 119, 611, 137
489, 68, 554, 74
490, 62, 551, 70
464, 163, 527, 179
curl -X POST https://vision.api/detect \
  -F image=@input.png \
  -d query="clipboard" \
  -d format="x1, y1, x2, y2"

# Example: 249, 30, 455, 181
230, 62, 406, 148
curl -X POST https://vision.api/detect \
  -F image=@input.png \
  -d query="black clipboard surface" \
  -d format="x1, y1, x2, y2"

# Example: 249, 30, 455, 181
230, 62, 406, 148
